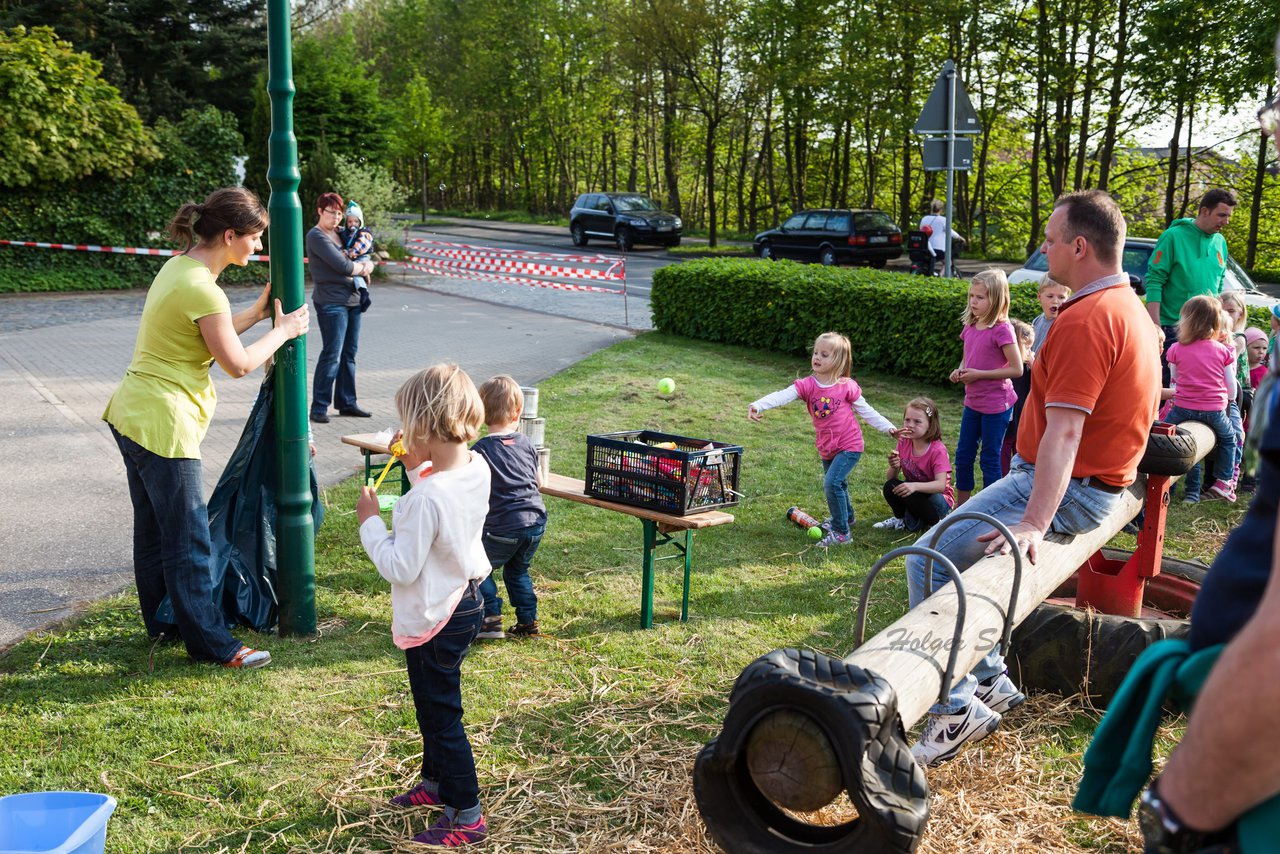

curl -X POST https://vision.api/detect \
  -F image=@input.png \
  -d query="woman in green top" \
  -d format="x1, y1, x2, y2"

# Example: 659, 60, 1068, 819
103, 187, 309, 669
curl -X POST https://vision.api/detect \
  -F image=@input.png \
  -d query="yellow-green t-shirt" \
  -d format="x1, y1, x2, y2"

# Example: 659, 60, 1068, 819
103, 255, 230, 459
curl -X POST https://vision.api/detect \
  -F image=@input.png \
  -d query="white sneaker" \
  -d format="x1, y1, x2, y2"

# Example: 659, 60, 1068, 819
873, 516, 905, 530
975, 670, 1025, 715
911, 699, 1002, 766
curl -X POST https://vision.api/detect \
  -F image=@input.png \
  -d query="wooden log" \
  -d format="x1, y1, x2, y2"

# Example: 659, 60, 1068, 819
844, 421, 1215, 729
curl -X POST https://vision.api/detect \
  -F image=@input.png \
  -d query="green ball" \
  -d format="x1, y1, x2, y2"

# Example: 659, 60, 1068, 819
657, 377, 676, 395
808, 525, 823, 540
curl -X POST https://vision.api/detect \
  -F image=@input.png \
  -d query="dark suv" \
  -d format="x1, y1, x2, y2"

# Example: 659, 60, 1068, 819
753, 209, 903, 267
569, 192, 683, 250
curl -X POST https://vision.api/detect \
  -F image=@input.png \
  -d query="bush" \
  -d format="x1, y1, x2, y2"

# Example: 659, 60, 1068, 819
0, 107, 256, 293
651, 259, 1042, 383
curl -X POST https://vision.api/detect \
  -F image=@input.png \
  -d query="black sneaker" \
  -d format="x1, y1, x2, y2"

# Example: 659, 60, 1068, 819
476, 616, 505, 640
507, 621, 540, 638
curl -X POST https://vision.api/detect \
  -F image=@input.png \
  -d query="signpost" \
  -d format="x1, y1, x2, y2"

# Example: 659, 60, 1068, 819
913, 60, 980, 278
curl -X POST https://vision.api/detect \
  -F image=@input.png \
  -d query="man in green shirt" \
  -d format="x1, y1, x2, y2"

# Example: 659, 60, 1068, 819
1146, 188, 1236, 352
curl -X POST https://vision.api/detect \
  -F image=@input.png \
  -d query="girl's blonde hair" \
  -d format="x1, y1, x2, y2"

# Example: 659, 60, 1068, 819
813, 331, 853, 378
396, 363, 484, 447
1219, 290, 1246, 332
1010, 318, 1035, 361
1177, 295, 1223, 345
904, 396, 942, 442
961, 269, 1011, 327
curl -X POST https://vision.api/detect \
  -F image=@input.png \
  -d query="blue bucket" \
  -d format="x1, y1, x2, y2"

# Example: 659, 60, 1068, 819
0, 792, 117, 854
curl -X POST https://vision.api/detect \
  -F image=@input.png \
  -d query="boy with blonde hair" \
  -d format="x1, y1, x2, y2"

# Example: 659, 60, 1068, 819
1032, 274, 1072, 352
472, 375, 547, 639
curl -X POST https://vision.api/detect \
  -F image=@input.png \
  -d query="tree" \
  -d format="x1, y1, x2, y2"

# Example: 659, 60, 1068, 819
0, 26, 157, 187
0, 0, 266, 125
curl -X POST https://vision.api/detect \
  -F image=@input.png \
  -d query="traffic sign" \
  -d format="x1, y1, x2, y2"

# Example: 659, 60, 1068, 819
913, 60, 981, 136
922, 137, 974, 171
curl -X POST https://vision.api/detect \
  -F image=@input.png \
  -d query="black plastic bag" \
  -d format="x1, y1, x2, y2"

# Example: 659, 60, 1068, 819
157, 367, 324, 632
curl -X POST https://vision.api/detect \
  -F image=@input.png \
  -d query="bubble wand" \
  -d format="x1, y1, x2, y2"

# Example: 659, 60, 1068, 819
369, 438, 406, 491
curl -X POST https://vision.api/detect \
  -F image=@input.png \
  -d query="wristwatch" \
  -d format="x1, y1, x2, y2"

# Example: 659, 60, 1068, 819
1138, 781, 1234, 854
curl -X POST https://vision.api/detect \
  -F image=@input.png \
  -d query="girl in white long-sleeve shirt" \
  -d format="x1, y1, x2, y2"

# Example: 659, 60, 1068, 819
356, 363, 492, 847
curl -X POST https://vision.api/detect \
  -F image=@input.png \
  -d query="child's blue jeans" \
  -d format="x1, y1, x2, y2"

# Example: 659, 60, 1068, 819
479, 523, 544, 625
1169, 404, 1237, 495
955, 405, 1013, 492
821, 451, 862, 534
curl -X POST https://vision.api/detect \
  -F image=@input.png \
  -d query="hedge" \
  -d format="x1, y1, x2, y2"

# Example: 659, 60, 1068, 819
0, 106, 259, 293
651, 258, 1044, 383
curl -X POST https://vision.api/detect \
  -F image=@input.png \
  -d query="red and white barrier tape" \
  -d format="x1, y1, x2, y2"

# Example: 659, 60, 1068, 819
407, 250, 622, 282
406, 237, 614, 266
398, 257, 621, 294
0, 239, 282, 263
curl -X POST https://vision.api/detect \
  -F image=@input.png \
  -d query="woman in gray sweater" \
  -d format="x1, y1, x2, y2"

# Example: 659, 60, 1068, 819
308, 192, 375, 423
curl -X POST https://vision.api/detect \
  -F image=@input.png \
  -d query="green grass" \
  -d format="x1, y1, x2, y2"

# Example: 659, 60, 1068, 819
666, 243, 753, 257
0, 334, 1241, 852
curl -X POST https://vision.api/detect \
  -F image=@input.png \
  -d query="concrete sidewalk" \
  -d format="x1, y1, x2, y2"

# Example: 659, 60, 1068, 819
0, 280, 631, 652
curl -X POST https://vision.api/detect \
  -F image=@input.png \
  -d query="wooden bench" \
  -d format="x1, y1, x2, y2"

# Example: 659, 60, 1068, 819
540, 473, 735, 629
341, 433, 735, 628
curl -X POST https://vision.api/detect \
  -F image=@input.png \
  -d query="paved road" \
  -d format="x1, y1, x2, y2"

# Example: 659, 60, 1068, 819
0, 277, 630, 652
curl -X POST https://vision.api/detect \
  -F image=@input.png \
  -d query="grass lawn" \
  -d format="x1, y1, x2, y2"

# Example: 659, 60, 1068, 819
0, 334, 1240, 852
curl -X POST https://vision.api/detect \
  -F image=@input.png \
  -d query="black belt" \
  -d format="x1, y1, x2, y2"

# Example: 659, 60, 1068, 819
1076, 476, 1124, 494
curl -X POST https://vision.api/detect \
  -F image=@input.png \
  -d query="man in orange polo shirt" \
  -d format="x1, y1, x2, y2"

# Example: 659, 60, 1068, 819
908, 189, 1161, 766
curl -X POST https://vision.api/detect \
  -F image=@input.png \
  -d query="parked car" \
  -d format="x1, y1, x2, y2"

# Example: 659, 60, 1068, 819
1009, 236, 1279, 309
569, 192, 682, 250
752, 209, 903, 267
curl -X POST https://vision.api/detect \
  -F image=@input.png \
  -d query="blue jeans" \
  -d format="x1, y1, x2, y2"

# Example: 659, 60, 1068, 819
110, 426, 242, 663
405, 584, 484, 812
955, 405, 1013, 492
905, 456, 1122, 713
478, 523, 545, 624
312, 302, 362, 415
821, 451, 862, 534
1168, 404, 1237, 496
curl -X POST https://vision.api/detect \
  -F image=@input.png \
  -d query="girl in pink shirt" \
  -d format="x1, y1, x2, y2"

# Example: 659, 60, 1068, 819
874, 397, 954, 532
749, 331, 898, 547
1166, 295, 1239, 502
949, 270, 1023, 505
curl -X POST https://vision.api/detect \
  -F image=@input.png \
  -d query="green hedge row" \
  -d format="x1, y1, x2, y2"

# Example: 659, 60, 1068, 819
650, 258, 1043, 382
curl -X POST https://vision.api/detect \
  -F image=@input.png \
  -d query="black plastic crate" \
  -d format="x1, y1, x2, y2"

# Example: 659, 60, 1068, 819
585, 430, 743, 515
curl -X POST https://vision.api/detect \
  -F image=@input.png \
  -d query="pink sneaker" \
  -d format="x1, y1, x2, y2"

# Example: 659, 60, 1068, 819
1206, 480, 1237, 502
412, 813, 487, 847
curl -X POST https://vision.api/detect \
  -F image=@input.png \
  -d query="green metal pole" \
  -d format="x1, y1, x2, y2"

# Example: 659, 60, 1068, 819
266, 0, 316, 636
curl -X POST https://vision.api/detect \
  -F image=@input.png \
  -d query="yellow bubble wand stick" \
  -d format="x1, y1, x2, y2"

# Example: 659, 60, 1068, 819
369, 438, 407, 491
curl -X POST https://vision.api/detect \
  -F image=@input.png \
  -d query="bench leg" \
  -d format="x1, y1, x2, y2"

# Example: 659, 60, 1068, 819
641, 520, 657, 629
681, 530, 692, 622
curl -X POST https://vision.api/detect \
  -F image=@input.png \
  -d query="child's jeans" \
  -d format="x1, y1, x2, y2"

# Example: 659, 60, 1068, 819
882, 480, 951, 532
351, 252, 372, 292
955, 405, 1012, 492
1169, 404, 1237, 496
479, 523, 545, 625
821, 451, 862, 534
404, 582, 484, 813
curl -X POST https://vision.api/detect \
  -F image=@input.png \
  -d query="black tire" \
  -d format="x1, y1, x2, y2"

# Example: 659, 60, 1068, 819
1139, 425, 1199, 476
870, 259, 887, 269
694, 648, 929, 854
819, 246, 837, 266
759, 242, 775, 261
1009, 550, 1207, 707
666, 236, 682, 248
615, 227, 633, 252
570, 223, 588, 247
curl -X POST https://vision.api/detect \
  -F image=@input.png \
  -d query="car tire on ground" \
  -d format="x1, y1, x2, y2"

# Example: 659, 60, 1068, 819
869, 259, 887, 269
666, 236, 681, 248
1009, 549, 1207, 707
759, 242, 775, 261
570, 223, 588, 247
819, 247, 837, 266
694, 647, 929, 854
615, 228, 633, 252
